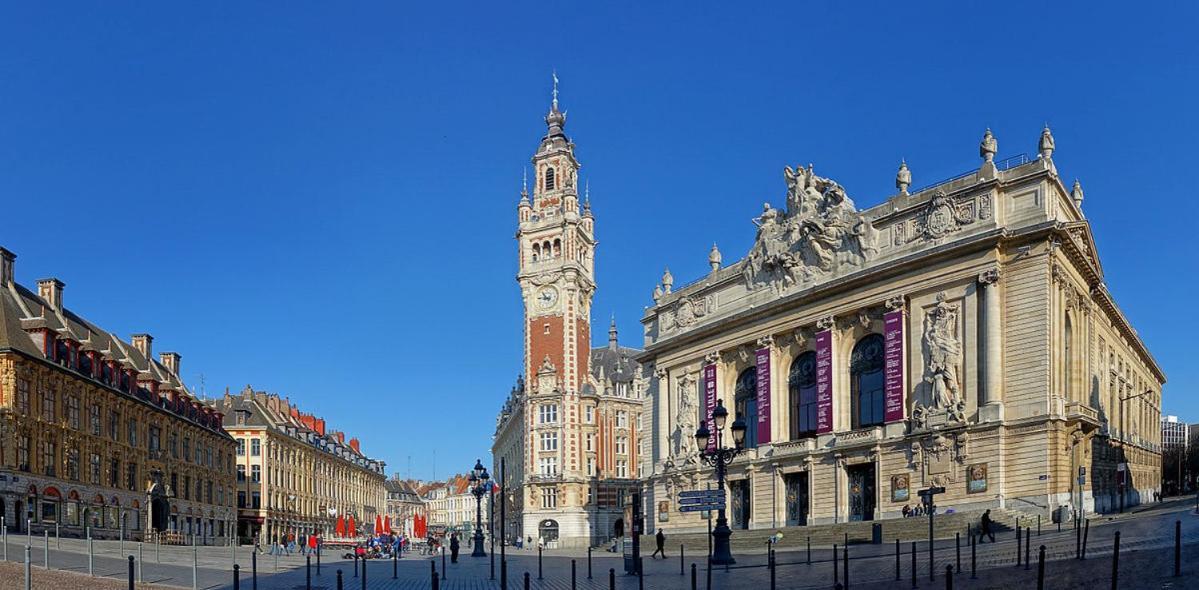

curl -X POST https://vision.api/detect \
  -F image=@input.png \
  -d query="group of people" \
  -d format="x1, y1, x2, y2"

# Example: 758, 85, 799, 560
900, 503, 938, 518
260, 532, 320, 555
351, 532, 407, 559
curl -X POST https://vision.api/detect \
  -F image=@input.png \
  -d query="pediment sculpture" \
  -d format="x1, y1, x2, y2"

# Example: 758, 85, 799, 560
742, 165, 879, 292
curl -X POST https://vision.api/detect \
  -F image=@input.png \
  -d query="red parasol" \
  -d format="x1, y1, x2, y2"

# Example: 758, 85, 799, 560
383, 515, 391, 533
374, 514, 383, 535
335, 515, 345, 537
348, 515, 357, 537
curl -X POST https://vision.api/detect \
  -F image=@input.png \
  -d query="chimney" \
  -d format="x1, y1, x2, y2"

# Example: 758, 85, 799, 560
131, 334, 153, 359
349, 438, 361, 454
37, 278, 65, 311
0, 248, 14, 287
159, 352, 181, 376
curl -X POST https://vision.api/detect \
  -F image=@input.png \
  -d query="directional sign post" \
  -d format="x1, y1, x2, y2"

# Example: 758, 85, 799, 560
679, 490, 726, 513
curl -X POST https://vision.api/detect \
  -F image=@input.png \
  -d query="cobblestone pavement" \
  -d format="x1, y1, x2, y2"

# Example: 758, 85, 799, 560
2, 500, 1198, 589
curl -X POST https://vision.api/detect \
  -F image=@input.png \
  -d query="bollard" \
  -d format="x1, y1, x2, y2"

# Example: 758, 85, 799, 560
433, 571, 440, 590
1176, 520, 1182, 577
24, 545, 30, 590
945, 565, 953, 590
275, 549, 279, 572
234, 563, 241, 590
360, 553, 366, 590
572, 559, 577, 590
393, 548, 397, 579
770, 549, 776, 590
318, 546, 322, 575
588, 546, 593, 579
1076, 514, 1082, 558
807, 536, 812, 565
1037, 545, 1046, 590
307, 555, 312, 590
911, 542, 917, 590
896, 538, 901, 581
193, 545, 199, 590
538, 545, 543, 580
337, 569, 343, 590
1110, 531, 1120, 590
525, 571, 531, 590
42, 531, 48, 570
1016, 523, 1022, 567
138, 543, 143, 585
833, 544, 839, 588
692, 563, 698, 590
1024, 528, 1031, 570
681, 544, 685, 575
970, 533, 977, 579
55, 523, 59, 550
252, 549, 258, 590
956, 532, 961, 574
1083, 519, 1090, 560
156, 538, 160, 564
129, 555, 135, 590
1038, 514, 1041, 536
442, 547, 446, 580
609, 567, 616, 590
1057, 516, 1061, 533
88, 532, 93, 576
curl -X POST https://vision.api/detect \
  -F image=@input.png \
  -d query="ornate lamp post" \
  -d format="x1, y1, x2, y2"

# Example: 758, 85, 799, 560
694, 398, 746, 566
469, 459, 490, 557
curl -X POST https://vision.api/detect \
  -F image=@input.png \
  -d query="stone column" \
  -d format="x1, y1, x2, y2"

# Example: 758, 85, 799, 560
978, 269, 1004, 421
653, 368, 669, 470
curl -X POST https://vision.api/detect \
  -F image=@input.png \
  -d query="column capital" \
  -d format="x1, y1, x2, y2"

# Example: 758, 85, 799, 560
816, 316, 836, 331
885, 295, 906, 311
755, 335, 774, 349
703, 351, 720, 365
978, 268, 1001, 286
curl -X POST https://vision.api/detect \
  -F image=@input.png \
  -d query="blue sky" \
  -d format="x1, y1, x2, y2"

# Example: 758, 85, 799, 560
2, 3, 1196, 480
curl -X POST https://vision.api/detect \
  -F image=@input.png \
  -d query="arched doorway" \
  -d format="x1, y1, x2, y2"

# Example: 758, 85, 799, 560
613, 518, 624, 539
538, 519, 559, 546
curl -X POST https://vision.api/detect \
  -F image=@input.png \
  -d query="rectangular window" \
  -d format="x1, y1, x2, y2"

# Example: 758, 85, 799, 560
237, 465, 246, 481
41, 436, 56, 477
237, 491, 246, 508
236, 438, 245, 456
66, 447, 79, 480
127, 418, 137, 446
616, 410, 628, 428
616, 459, 628, 478
109, 458, 119, 487
149, 426, 161, 453
587, 457, 596, 477
251, 465, 261, 483
251, 439, 261, 456
109, 411, 119, 441
539, 404, 558, 424
89, 453, 101, 485
584, 406, 594, 423
539, 432, 558, 451
538, 456, 558, 477
183, 475, 191, 500
127, 462, 137, 491
586, 433, 595, 452
17, 435, 30, 472
41, 387, 56, 422
89, 405, 101, 436
183, 438, 190, 462
541, 487, 558, 509
615, 437, 627, 455
66, 396, 80, 429
16, 379, 29, 413
251, 492, 261, 509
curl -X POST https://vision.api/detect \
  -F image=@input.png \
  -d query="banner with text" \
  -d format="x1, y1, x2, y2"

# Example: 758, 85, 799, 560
755, 347, 771, 444
703, 363, 717, 451
884, 309, 906, 423
816, 329, 833, 434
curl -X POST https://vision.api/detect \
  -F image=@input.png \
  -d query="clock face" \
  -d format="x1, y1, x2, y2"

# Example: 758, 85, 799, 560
537, 286, 558, 309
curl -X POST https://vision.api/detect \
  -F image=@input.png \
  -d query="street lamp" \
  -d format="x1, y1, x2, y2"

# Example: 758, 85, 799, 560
1117, 389, 1152, 513
694, 398, 746, 565
469, 459, 490, 557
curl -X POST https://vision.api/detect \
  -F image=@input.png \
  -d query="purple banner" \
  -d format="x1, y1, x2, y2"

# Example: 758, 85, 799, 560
755, 348, 771, 444
703, 363, 717, 452
884, 310, 906, 423
815, 329, 833, 434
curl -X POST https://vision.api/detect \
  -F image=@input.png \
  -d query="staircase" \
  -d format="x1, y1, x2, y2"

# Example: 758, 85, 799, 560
641, 508, 1031, 553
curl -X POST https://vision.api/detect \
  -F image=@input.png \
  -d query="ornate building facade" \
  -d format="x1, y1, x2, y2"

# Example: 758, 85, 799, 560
214, 387, 386, 543
384, 476, 425, 538
0, 248, 236, 542
639, 128, 1164, 533
492, 86, 645, 548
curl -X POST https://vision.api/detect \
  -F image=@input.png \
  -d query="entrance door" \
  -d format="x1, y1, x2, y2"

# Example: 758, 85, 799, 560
731, 480, 751, 530
847, 464, 876, 522
785, 473, 809, 526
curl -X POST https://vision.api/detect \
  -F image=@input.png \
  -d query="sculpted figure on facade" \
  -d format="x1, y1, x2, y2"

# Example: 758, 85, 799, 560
923, 296, 965, 421
670, 374, 700, 466
743, 165, 879, 292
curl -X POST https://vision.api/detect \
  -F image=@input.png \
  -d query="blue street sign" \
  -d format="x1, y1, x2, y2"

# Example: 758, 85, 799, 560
679, 502, 724, 513
679, 490, 726, 500
678, 495, 725, 506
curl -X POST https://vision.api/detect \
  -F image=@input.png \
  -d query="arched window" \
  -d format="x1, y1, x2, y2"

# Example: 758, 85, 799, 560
1064, 316, 1073, 401
850, 334, 885, 429
552, 239, 561, 258
531, 243, 541, 262
788, 351, 818, 440
545, 167, 556, 191
735, 367, 758, 448
543, 241, 552, 258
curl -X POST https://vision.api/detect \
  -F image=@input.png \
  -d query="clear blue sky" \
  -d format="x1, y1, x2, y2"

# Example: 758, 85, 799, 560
2, 3, 1196, 480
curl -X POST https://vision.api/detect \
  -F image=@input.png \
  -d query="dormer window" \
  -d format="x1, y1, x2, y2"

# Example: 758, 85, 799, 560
55, 340, 70, 366
545, 167, 556, 191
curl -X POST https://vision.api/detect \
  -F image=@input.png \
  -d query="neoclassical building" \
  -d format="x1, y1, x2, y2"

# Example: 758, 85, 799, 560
213, 387, 386, 544
639, 128, 1163, 533
492, 86, 644, 548
0, 248, 236, 542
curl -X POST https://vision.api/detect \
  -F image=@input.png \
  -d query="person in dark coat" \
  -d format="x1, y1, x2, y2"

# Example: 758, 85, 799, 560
979, 509, 996, 543
450, 533, 460, 563
651, 529, 666, 559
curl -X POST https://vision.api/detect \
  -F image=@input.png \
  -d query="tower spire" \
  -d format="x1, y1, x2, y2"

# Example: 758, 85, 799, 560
552, 70, 559, 111
608, 314, 618, 350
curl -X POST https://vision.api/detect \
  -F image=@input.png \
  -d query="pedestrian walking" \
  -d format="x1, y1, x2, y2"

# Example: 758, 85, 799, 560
979, 509, 996, 543
450, 533, 460, 563
651, 529, 666, 559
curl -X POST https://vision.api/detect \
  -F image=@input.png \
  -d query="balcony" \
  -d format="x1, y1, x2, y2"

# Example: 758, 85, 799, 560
1065, 402, 1101, 431
836, 427, 882, 447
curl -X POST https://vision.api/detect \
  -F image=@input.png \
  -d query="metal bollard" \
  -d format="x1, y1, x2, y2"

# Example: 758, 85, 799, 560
1037, 545, 1046, 590
770, 549, 776, 590
127, 555, 135, 590
911, 542, 917, 589
43, 531, 48, 570
945, 565, 953, 590
307, 555, 312, 590
55, 523, 59, 550
843, 544, 849, 590
572, 559, 577, 589
88, 533, 93, 576
138, 543, 143, 585
807, 536, 812, 565
1176, 520, 1182, 577
1077, 514, 1082, 558
193, 545, 199, 590
336, 569, 343, 590
538, 545, 543, 579
432, 571, 440, 590
24, 545, 30, 590
1016, 524, 1022, 567
360, 553, 366, 590
442, 547, 446, 580
833, 544, 839, 588
956, 532, 961, 574
525, 571, 531, 590
588, 546, 593, 579
896, 538, 901, 581
681, 544, 685, 575
1026, 528, 1031, 570
252, 549, 258, 590
1038, 514, 1041, 536
970, 533, 977, 579
1083, 519, 1090, 560
234, 563, 241, 590
609, 567, 615, 590
1110, 531, 1120, 590
692, 563, 698, 590
393, 548, 397, 579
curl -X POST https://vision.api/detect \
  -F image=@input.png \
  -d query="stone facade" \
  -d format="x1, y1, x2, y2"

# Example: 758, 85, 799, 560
0, 248, 236, 542
638, 128, 1164, 534
491, 85, 644, 549
213, 388, 386, 543
384, 477, 425, 538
